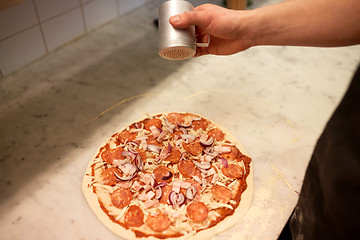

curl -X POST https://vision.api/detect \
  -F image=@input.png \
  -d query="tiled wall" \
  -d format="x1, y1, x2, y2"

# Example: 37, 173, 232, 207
0, 0, 147, 78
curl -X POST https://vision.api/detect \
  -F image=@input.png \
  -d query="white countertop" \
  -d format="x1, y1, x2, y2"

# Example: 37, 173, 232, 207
0, 0, 359, 239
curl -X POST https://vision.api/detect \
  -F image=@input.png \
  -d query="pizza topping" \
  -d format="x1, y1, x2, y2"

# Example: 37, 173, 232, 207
199, 134, 214, 147
146, 209, 171, 232
101, 147, 124, 165
169, 191, 185, 208
124, 205, 144, 227
185, 185, 197, 200
153, 165, 173, 183
178, 160, 201, 179
222, 163, 244, 179
86, 113, 252, 238
218, 157, 229, 168
111, 188, 133, 208
186, 202, 209, 222
101, 167, 121, 186
211, 185, 232, 203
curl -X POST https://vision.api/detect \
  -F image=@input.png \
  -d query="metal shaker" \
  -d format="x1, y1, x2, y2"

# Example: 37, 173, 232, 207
158, 0, 195, 60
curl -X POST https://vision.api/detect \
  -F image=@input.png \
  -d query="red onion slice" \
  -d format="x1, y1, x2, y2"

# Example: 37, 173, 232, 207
113, 168, 137, 181
177, 121, 192, 128
161, 171, 173, 181
135, 155, 144, 171
155, 182, 168, 188
218, 157, 228, 168
186, 185, 197, 200
169, 191, 185, 208
167, 142, 172, 152
204, 147, 218, 158
154, 186, 163, 199
121, 151, 136, 161
147, 144, 161, 154
127, 141, 140, 153
193, 160, 211, 170
200, 136, 214, 147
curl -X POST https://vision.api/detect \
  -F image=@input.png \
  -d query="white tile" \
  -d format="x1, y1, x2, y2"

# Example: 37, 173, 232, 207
0, 26, 46, 76
83, 0, 117, 31
118, 0, 146, 16
41, 7, 85, 52
34, 0, 80, 21
0, 0, 38, 40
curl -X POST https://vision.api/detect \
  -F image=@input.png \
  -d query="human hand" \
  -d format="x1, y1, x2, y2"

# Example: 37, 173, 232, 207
169, 4, 252, 57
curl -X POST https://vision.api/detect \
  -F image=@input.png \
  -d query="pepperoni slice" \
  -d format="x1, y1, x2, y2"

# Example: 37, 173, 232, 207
124, 205, 144, 227
159, 184, 172, 204
166, 112, 185, 125
146, 209, 171, 232
182, 140, 204, 156
101, 147, 124, 164
211, 185, 232, 203
186, 202, 209, 222
222, 163, 243, 179
220, 145, 240, 160
167, 147, 181, 163
101, 167, 121, 186
117, 130, 137, 144
153, 166, 173, 183
178, 160, 201, 179
137, 149, 147, 163
207, 128, 225, 141
191, 117, 208, 130
143, 118, 162, 131
111, 187, 133, 209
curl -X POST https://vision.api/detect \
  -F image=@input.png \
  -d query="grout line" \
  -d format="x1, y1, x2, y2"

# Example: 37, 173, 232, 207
32, 0, 49, 53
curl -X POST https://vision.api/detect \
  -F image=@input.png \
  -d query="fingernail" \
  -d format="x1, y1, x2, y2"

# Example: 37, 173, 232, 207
170, 15, 180, 24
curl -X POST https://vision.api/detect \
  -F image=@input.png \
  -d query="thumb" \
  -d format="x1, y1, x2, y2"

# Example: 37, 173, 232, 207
169, 11, 208, 29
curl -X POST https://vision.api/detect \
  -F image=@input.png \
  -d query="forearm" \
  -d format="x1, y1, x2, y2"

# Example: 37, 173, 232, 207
244, 0, 360, 48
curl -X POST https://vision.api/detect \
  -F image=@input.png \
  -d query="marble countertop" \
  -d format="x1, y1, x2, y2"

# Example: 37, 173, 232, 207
0, 0, 359, 239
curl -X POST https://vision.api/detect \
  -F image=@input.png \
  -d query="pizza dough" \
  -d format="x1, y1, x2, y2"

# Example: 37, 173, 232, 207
82, 112, 253, 239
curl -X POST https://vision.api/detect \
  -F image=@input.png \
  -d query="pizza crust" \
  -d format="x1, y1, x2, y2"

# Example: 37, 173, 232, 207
82, 112, 253, 240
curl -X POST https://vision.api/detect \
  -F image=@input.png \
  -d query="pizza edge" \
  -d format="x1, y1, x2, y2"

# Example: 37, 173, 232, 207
81, 112, 253, 240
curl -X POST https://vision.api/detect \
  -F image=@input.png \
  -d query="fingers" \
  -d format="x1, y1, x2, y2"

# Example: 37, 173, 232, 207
169, 7, 213, 29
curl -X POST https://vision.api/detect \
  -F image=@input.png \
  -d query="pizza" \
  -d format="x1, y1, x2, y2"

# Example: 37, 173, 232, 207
82, 112, 253, 239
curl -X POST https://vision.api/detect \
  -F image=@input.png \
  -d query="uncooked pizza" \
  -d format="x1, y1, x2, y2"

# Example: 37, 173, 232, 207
82, 112, 253, 239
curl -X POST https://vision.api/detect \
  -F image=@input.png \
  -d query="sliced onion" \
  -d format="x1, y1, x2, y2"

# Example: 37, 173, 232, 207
200, 136, 214, 147
186, 185, 197, 200
113, 169, 137, 181
179, 127, 188, 135
127, 141, 140, 153
180, 152, 189, 161
121, 151, 136, 161
169, 191, 185, 208
164, 118, 176, 130
192, 116, 202, 121
162, 171, 173, 181
135, 155, 144, 171
154, 186, 163, 199
218, 157, 228, 168
167, 142, 172, 152
193, 160, 211, 170
180, 134, 196, 141
204, 147, 218, 158
177, 121, 192, 128
147, 144, 161, 154
155, 182, 168, 188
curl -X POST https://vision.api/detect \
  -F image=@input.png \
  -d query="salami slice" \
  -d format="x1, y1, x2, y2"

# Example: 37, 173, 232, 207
220, 145, 240, 160
153, 165, 173, 183
211, 185, 232, 203
101, 147, 124, 164
124, 205, 144, 227
182, 140, 204, 156
222, 164, 243, 179
186, 202, 209, 222
207, 128, 225, 141
111, 187, 133, 209
117, 130, 137, 144
178, 160, 201, 179
166, 146, 181, 163
101, 167, 121, 186
143, 118, 162, 131
146, 209, 171, 232
159, 184, 172, 204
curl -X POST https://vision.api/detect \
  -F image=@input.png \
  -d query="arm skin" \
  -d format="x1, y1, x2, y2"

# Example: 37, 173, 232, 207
169, 0, 360, 57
